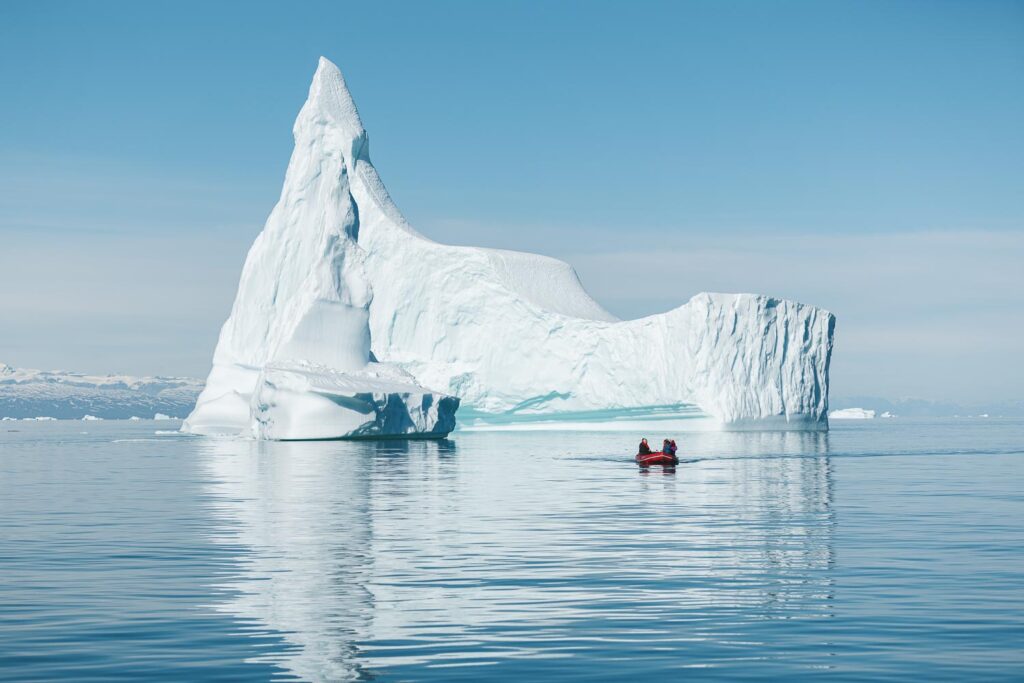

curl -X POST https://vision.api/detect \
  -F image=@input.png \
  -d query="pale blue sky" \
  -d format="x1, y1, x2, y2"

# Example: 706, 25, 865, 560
1, 1, 1022, 401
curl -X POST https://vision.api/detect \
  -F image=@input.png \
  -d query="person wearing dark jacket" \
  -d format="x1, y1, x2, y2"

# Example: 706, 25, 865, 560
638, 438, 652, 455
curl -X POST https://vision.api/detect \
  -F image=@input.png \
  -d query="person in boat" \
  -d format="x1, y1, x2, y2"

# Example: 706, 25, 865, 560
667, 439, 678, 457
638, 438, 652, 455
662, 438, 671, 454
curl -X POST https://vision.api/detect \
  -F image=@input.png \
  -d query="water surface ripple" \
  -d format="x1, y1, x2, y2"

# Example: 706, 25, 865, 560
1, 419, 1022, 680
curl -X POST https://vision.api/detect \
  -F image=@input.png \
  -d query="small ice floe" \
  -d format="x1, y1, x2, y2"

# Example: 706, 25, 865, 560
29, 416, 58, 421
82, 415, 103, 421
880, 411, 896, 418
828, 407, 876, 420
129, 416, 143, 421
153, 413, 174, 420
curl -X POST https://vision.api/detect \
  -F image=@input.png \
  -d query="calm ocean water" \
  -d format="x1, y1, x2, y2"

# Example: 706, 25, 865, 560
1, 418, 1022, 681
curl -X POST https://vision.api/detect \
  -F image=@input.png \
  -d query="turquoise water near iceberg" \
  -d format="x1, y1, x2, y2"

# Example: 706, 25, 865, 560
1, 418, 1022, 680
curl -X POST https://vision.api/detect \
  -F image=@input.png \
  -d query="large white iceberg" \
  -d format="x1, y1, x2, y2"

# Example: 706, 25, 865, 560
185, 57, 835, 438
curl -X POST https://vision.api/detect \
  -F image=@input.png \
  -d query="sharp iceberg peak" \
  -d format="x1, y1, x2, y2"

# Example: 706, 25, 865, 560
296, 57, 368, 161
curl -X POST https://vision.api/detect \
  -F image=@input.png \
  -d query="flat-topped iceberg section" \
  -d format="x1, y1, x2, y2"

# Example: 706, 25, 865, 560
185, 58, 834, 437
250, 363, 458, 441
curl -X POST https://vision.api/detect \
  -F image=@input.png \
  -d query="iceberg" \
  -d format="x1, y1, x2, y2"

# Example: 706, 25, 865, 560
182, 58, 459, 441
185, 58, 834, 438
828, 407, 875, 420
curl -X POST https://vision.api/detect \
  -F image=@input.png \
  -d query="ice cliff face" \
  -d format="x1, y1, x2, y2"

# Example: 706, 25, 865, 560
185, 57, 835, 437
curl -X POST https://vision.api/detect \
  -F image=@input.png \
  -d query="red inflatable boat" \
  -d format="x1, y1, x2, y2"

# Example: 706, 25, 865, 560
636, 451, 679, 467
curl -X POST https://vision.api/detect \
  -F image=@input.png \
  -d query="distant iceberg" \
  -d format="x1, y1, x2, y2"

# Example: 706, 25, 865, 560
829, 407, 875, 420
185, 58, 835, 440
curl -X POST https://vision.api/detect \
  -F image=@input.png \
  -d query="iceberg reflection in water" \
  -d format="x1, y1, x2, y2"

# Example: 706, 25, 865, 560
4, 419, 1021, 680
200, 431, 838, 680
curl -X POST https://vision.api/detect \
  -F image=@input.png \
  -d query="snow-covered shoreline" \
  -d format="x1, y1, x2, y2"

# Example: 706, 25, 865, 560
0, 363, 199, 420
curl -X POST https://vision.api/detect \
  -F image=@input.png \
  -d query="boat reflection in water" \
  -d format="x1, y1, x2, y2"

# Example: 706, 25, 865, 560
200, 430, 834, 680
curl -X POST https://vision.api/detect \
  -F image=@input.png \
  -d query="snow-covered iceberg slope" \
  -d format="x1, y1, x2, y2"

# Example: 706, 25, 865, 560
185, 57, 835, 436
